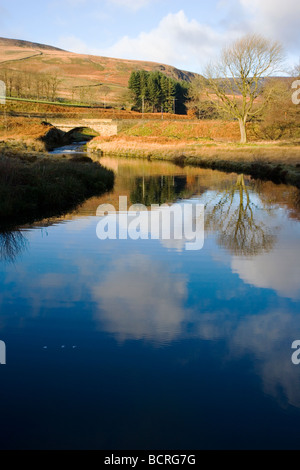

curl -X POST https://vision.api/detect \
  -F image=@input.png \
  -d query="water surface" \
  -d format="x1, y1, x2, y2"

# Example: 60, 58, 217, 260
0, 156, 300, 449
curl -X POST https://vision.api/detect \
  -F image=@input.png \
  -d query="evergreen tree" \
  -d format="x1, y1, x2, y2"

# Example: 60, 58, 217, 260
128, 70, 189, 114
167, 78, 176, 113
148, 72, 162, 112
140, 70, 149, 112
160, 74, 169, 110
128, 71, 141, 110
175, 81, 189, 115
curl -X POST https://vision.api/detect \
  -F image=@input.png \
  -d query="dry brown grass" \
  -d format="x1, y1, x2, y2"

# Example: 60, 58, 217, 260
0, 116, 48, 138
4, 99, 193, 120
0, 38, 195, 105
89, 135, 300, 166
0, 116, 50, 151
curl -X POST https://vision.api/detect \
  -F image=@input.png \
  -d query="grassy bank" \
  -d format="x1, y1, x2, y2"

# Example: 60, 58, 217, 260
0, 115, 100, 153
88, 134, 300, 188
0, 153, 114, 228
0, 116, 67, 152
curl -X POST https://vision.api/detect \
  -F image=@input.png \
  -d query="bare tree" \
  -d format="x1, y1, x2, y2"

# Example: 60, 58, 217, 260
187, 77, 222, 120
119, 88, 135, 110
187, 76, 204, 118
291, 60, 300, 78
205, 34, 285, 143
253, 78, 299, 140
49, 73, 61, 102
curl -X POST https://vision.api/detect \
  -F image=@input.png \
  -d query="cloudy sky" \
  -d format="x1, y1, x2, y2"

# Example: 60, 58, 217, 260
1, 0, 299, 72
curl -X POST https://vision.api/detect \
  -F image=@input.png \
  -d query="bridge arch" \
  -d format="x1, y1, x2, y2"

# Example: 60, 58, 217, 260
49, 119, 118, 136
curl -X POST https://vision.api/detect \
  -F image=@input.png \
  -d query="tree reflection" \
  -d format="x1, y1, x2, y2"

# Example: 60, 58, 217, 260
0, 230, 28, 262
130, 175, 188, 206
205, 174, 275, 256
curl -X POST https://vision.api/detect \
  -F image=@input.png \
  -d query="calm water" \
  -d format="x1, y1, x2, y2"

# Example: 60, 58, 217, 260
0, 156, 300, 449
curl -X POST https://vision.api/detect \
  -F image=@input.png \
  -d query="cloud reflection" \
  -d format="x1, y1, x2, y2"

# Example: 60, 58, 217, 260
195, 308, 300, 408
231, 311, 300, 408
231, 227, 300, 299
92, 254, 188, 344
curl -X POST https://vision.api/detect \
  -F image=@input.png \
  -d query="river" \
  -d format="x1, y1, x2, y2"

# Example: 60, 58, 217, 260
0, 149, 300, 449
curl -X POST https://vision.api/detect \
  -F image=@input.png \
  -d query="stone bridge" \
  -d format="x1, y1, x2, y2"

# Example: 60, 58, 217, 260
50, 119, 119, 136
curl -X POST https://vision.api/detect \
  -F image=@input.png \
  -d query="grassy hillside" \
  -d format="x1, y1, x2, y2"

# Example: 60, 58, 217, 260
0, 37, 197, 108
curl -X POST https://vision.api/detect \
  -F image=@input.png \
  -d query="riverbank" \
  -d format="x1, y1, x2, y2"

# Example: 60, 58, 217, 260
0, 115, 101, 153
88, 136, 300, 188
0, 152, 114, 229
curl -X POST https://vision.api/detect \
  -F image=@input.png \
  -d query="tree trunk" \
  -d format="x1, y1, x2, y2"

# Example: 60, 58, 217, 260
238, 118, 247, 144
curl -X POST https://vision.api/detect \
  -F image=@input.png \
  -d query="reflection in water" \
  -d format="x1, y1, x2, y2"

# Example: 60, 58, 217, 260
294, 189, 300, 209
1, 157, 300, 448
231, 310, 300, 408
195, 308, 300, 408
0, 230, 28, 262
205, 174, 276, 256
89, 251, 300, 406
92, 254, 188, 344
130, 175, 188, 206
232, 239, 300, 299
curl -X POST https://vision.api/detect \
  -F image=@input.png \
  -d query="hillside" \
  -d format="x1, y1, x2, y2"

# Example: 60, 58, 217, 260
0, 37, 65, 52
0, 37, 197, 107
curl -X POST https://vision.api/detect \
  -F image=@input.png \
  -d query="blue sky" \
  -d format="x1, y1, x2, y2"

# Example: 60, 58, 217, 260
1, 0, 299, 73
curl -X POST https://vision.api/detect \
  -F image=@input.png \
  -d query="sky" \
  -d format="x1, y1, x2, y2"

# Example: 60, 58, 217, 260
0, 0, 299, 73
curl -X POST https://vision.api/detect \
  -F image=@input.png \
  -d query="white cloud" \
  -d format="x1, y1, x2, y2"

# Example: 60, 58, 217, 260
239, 0, 300, 50
56, 3, 300, 74
98, 10, 240, 72
56, 10, 236, 71
100, 3, 300, 70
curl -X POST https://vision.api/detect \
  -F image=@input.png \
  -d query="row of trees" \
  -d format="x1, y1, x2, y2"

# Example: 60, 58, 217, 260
128, 70, 188, 114
0, 68, 61, 102
71, 84, 111, 107
0, 68, 114, 106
